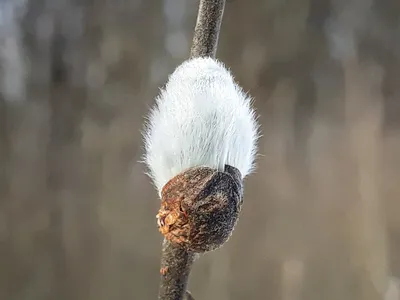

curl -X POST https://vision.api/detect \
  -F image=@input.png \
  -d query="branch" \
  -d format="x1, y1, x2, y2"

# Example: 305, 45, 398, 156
154, 3, 251, 299
158, 1, 227, 298
158, 240, 196, 300
190, 0, 226, 58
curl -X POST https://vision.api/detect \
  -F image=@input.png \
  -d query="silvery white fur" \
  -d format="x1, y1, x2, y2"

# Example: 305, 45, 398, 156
144, 57, 258, 193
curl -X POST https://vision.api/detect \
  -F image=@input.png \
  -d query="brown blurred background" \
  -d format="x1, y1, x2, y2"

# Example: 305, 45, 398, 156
0, 0, 400, 299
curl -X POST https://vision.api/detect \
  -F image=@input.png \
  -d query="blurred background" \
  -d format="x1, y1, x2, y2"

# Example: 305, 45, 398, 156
0, 0, 399, 299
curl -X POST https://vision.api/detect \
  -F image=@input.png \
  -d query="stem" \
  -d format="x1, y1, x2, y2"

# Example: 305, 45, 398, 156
190, 0, 226, 58
158, 239, 196, 300
159, 1, 227, 299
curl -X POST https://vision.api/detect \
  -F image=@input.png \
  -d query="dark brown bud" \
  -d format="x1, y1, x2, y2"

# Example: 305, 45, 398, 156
156, 164, 243, 253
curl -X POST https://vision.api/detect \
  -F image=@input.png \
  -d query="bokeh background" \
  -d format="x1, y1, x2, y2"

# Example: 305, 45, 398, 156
0, 0, 399, 299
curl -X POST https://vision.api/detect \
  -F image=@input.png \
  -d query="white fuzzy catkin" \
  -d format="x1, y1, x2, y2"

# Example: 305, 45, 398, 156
144, 57, 259, 192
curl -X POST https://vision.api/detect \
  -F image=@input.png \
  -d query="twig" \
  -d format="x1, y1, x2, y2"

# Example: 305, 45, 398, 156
158, 240, 196, 300
157, 1, 226, 300
145, 1, 259, 299
190, 0, 226, 58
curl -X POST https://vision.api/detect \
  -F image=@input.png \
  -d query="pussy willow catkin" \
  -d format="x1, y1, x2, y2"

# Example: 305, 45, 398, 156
144, 57, 259, 252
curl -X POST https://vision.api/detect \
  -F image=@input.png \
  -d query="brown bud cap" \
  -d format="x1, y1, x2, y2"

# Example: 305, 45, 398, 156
156, 165, 243, 253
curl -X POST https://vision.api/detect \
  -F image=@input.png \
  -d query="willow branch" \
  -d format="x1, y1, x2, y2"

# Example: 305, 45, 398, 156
158, 2, 231, 300
158, 240, 196, 300
190, 0, 226, 58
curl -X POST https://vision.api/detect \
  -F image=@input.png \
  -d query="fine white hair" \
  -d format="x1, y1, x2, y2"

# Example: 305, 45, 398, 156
144, 57, 259, 192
